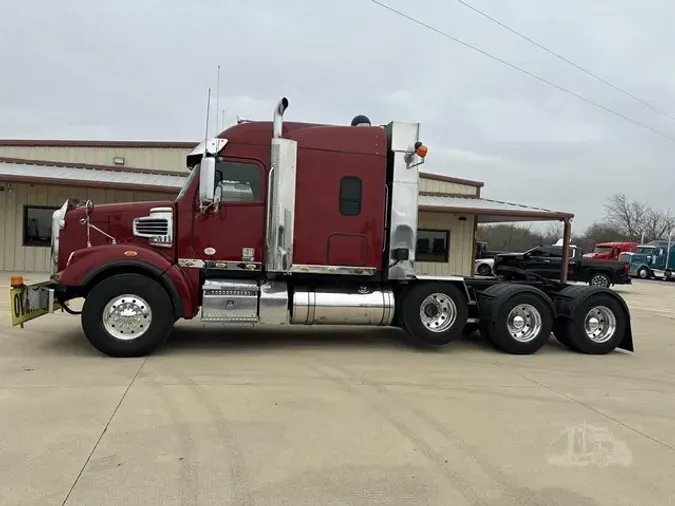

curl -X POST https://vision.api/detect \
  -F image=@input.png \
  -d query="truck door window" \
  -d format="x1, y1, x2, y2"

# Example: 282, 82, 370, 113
215, 161, 262, 202
339, 176, 362, 216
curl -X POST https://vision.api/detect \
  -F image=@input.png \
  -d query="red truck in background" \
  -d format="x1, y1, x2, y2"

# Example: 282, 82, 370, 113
583, 242, 638, 261
8, 97, 634, 358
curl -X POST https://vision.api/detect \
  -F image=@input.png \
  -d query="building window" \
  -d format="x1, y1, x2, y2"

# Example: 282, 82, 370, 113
215, 160, 262, 202
339, 176, 362, 216
416, 229, 450, 262
23, 206, 58, 247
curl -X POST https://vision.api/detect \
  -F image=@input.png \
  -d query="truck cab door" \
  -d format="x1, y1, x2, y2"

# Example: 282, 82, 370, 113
528, 247, 556, 277
191, 158, 266, 269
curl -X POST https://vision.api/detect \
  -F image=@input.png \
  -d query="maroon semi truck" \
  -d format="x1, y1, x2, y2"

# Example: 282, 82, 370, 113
8, 98, 634, 357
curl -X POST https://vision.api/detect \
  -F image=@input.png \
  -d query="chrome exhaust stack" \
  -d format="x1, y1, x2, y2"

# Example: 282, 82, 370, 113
266, 97, 298, 272
273, 97, 289, 138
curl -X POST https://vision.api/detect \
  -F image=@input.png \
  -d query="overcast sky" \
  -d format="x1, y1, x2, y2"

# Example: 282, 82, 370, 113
1, 0, 674, 230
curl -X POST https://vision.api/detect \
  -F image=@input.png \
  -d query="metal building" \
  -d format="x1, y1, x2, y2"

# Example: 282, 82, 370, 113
0, 139, 571, 274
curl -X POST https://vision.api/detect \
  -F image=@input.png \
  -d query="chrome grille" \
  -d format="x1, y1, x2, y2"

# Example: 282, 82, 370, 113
132, 206, 173, 248
134, 218, 169, 236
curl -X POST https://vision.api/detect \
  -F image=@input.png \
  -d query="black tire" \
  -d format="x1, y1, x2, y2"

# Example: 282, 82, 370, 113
476, 283, 513, 348
565, 292, 628, 354
665, 270, 673, 281
553, 319, 578, 350
477, 263, 492, 276
82, 273, 175, 357
637, 266, 650, 280
462, 322, 479, 337
399, 282, 468, 347
489, 290, 554, 355
394, 285, 411, 329
588, 272, 611, 288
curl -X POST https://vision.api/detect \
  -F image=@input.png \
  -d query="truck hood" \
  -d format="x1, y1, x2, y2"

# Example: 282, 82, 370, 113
58, 200, 175, 270
67, 200, 174, 221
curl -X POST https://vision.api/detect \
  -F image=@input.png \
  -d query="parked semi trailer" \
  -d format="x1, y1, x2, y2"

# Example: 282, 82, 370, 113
7, 98, 634, 357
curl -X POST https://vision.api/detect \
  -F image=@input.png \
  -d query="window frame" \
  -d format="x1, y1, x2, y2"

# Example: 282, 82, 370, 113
213, 158, 265, 205
23, 205, 59, 247
338, 176, 363, 216
416, 229, 450, 263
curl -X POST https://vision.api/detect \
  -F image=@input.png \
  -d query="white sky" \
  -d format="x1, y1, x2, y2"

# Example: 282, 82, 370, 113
2, 0, 674, 229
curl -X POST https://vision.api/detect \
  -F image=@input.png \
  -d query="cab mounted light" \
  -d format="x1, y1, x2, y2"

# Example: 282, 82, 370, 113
405, 141, 428, 168
10, 276, 24, 288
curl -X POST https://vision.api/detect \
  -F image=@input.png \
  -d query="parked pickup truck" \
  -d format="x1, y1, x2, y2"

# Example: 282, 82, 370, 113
493, 245, 631, 287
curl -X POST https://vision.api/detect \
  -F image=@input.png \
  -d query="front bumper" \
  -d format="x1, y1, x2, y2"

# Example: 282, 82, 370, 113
9, 281, 60, 327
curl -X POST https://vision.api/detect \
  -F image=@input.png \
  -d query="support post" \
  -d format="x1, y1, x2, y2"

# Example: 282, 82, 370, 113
470, 216, 479, 274
560, 218, 571, 283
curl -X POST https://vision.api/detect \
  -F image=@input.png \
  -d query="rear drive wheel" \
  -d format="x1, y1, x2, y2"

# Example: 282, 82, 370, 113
489, 291, 553, 354
82, 273, 175, 357
566, 293, 626, 354
589, 272, 611, 288
553, 319, 578, 350
637, 266, 650, 279
400, 283, 468, 347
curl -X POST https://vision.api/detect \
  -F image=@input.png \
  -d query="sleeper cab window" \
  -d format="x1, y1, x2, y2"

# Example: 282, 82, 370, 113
339, 176, 362, 216
416, 229, 450, 263
215, 160, 262, 202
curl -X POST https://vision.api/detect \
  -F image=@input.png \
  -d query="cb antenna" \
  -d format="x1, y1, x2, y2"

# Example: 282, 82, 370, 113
203, 87, 212, 154
215, 65, 221, 133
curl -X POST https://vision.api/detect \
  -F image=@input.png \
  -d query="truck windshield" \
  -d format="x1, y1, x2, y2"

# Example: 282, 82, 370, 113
636, 247, 656, 254
593, 246, 613, 254
176, 163, 200, 201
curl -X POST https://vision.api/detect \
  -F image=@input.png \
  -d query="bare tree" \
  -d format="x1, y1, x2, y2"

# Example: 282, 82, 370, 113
641, 207, 675, 242
603, 194, 648, 240
581, 222, 627, 250
542, 222, 563, 244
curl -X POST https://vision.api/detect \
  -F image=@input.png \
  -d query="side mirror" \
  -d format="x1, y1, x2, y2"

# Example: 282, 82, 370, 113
199, 157, 216, 206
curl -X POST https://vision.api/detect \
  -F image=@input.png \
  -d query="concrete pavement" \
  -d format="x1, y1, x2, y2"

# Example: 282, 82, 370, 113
1, 275, 674, 505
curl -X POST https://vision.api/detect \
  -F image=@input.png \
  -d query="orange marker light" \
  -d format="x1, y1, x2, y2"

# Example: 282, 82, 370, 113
415, 142, 428, 158
10, 276, 24, 287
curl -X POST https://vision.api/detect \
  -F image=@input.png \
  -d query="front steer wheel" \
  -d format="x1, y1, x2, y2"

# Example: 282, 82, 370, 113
81, 273, 175, 357
588, 272, 611, 288
399, 282, 468, 347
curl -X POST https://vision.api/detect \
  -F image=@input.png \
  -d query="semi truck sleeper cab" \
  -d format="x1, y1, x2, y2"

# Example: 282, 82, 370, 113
8, 97, 634, 358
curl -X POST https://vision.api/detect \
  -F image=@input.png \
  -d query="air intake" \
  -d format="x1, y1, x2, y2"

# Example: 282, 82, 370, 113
133, 207, 173, 248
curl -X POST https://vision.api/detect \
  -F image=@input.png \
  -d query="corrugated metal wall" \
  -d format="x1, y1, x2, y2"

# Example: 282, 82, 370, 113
0, 146, 192, 173
419, 177, 478, 196
0, 183, 173, 272
417, 211, 475, 276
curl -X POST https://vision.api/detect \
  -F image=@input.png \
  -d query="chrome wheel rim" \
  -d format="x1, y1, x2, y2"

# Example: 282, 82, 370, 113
419, 293, 457, 333
591, 274, 610, 287
638, 268, 648, 279
584, 306, 616, 343
103, 294, 152, 340
506, 304, 542, 343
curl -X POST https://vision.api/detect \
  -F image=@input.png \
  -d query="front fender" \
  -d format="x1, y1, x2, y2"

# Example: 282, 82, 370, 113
56, 245, 196, 319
